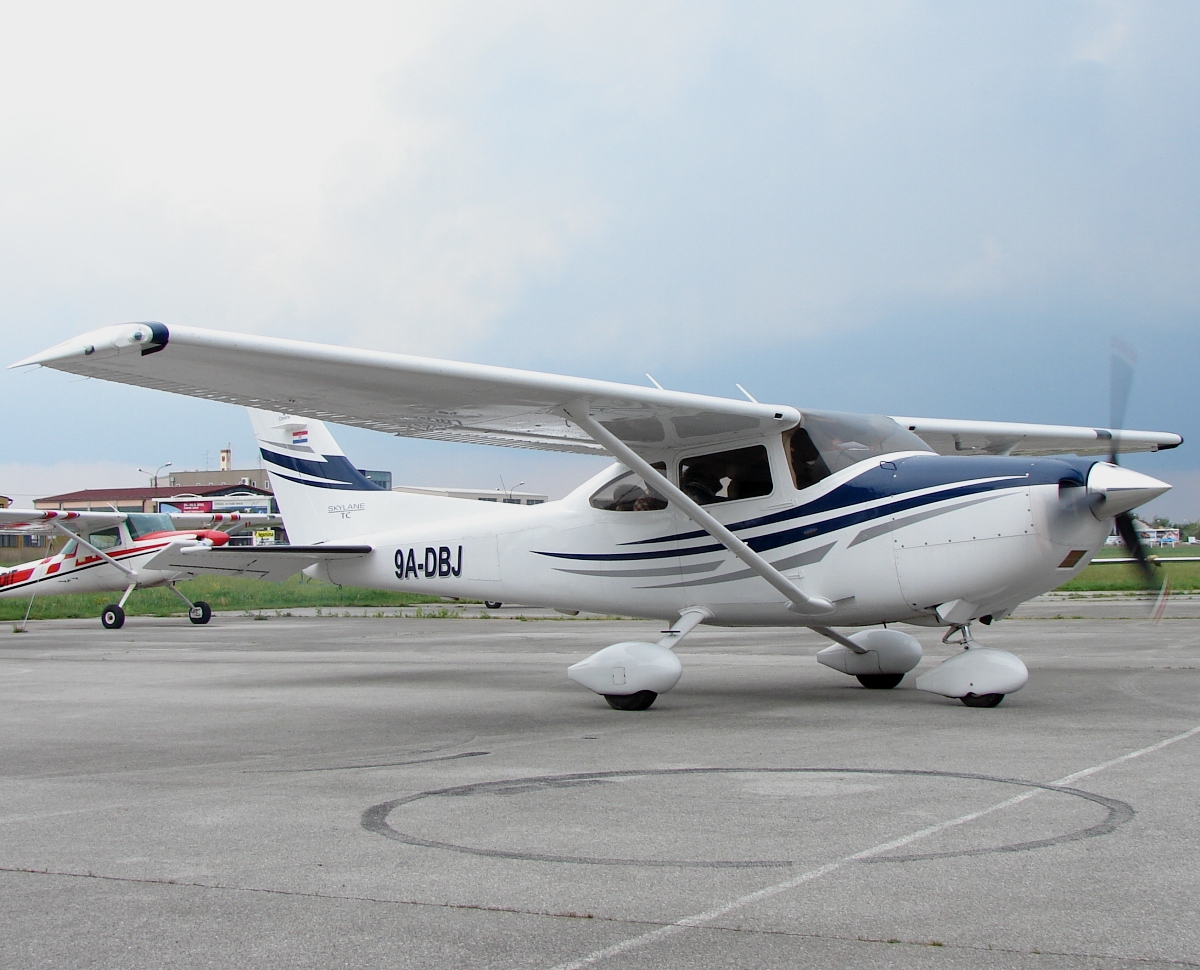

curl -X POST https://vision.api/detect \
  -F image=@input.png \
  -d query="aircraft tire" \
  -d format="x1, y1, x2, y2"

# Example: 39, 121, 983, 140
101, 605, 125, 630
603, 690, 658, 711
960, 692, 1005, 708
483, 601, 503, 610
189, 601, 212, 625
856, 673, 904, 689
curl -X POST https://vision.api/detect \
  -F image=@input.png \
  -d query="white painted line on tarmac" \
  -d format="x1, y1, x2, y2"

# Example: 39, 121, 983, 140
543, 723, 1200, 970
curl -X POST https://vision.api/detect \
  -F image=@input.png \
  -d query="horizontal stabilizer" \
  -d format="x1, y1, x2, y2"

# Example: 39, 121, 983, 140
145, 543, 372, 582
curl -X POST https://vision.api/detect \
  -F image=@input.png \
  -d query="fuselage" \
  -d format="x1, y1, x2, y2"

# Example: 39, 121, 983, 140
305, 450, 1109, 628
0, 529, 223, 599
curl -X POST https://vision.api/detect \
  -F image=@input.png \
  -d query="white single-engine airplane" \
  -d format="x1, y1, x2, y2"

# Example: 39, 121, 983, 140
13, 323, 1182, 707
0, 509, 281, 628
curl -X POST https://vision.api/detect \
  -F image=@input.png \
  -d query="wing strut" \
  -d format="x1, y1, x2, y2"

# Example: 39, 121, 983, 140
565, 406, 835, 616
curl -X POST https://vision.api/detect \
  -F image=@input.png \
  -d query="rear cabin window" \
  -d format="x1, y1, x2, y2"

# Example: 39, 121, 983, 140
87, 527, 121, 550
786, 411, 933, 490
679, 445, 772, 505
590, 464, 669, 512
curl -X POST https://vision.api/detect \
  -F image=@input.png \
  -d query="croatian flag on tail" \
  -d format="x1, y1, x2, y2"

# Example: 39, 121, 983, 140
292, 428, 309, 446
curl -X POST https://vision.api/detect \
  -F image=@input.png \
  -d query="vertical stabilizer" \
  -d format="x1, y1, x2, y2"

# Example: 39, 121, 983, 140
247, 409, 491, 544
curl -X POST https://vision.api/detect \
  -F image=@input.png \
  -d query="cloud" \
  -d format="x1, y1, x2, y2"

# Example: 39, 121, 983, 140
0, 1, 1197, 483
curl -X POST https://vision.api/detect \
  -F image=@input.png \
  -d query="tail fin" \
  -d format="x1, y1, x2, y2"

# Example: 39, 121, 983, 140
247, 408, 482, 544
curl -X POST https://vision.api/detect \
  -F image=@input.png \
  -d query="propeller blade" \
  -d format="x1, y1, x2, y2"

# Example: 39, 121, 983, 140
1114, 510, 1156, 587
1109, 337, 1137, 464
1152, 575, 1172, 624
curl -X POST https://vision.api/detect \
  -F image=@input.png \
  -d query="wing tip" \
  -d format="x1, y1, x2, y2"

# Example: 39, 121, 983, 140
9, 322, 168, 369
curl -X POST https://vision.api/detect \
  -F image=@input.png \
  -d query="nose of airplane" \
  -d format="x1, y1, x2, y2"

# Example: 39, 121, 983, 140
1087, 462, 1172, 518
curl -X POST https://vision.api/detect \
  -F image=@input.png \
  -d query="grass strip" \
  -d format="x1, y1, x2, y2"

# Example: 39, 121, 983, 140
0, 574, 442, 621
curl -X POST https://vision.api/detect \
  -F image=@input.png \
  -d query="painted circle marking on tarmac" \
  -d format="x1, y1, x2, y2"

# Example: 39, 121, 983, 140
362, 767, 1133, 869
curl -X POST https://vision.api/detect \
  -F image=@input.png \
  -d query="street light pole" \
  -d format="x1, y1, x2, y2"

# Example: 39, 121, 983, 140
138, 462, 173, 488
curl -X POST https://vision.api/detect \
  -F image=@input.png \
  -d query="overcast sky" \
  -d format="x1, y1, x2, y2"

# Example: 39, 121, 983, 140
2, 2, 1197, 518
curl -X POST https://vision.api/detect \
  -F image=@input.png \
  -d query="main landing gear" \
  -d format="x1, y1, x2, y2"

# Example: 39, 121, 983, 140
99, 583, 212, 629
101, 603, 126, 629
856, 673, 905, 690
568, 609, 710, 711
604, 690, 658, 711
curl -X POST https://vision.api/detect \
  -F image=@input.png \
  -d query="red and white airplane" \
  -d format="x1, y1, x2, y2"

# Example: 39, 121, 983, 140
0, 509, 280, 628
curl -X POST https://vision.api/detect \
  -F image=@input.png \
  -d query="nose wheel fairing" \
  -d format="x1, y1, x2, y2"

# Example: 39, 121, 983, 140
915, 644, 1029, 704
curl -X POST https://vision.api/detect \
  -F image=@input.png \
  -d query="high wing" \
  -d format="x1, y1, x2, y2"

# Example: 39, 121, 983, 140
12, 323, 799, 455
893, 416, 1180, 457
13, 322, 1181, 457
143, 543, 372, 582
0, 508, 126, 535
168, 512, 283, 533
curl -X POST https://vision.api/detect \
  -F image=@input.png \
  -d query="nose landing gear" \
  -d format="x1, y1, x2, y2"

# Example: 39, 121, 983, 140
915, 623, 1028, 707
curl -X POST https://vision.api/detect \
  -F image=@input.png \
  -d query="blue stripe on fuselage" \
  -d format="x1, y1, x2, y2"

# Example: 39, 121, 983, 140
533, 454, 1094, 563
623, 454, 1094, 546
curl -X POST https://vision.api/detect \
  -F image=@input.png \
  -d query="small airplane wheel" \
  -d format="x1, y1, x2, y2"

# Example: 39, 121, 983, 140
101, 605, 125, 630
189, 601, 212, 625
856, 673, 904, 690
960, 692, 1005, 708
483, 601, 503, 610
604, 690, 658, 711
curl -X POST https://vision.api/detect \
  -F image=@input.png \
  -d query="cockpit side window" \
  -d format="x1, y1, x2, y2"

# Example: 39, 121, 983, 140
589, 464, 669, 512
87, 527, 122, 551
786, 411, 934, 489
679, 445, 772, 505
61, 539, 78, 557
786, 429, 832, 490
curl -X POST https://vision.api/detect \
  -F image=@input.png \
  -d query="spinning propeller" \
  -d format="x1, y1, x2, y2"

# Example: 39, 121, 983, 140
1106, 339, 1169, 607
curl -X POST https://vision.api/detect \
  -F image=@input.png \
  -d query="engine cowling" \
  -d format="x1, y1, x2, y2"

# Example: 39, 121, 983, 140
567, 641, 683, 697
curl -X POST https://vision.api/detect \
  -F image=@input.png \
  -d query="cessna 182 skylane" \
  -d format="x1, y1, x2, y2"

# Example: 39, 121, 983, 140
13, 323, 1182, 708
0, 509, 280, 627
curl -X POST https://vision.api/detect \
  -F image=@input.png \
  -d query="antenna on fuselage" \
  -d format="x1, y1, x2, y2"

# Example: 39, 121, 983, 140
735, 383, 758, 403
645, 374, 664, 390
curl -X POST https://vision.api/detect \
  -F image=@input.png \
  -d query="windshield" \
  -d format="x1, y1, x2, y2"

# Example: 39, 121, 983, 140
126, 513, 175, 539
788, 411, 932, 488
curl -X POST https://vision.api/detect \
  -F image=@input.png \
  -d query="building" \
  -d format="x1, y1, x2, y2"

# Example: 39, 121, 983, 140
392, 485, 547, 506
0, 494, 50, 559
362, 469, 392, 490
1106, 520, 1182, 547
167, 447, 273, 492
35, 484, 276, 515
